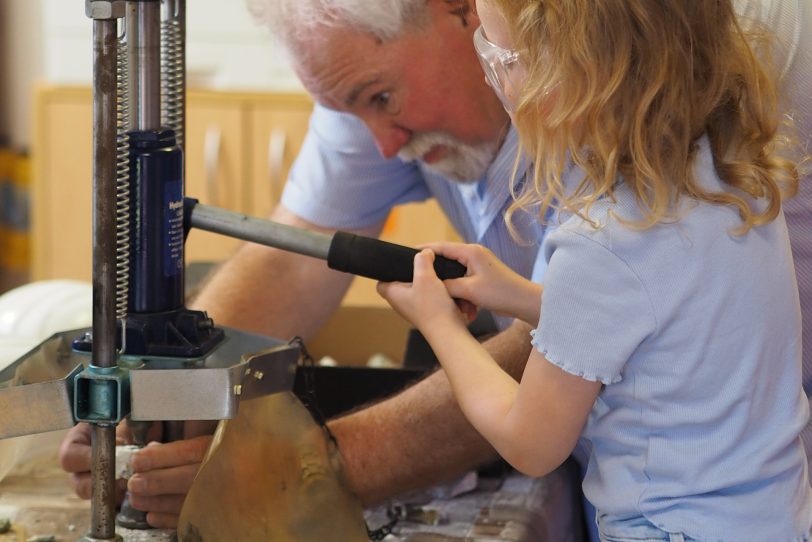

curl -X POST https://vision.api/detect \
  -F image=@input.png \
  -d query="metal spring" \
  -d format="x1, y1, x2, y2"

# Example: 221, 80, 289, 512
116, 35, 131, 351
161, 17, 184, 147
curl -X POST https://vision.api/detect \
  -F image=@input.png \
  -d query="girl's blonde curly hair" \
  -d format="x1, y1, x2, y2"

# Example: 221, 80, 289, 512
491, 0, 800, 235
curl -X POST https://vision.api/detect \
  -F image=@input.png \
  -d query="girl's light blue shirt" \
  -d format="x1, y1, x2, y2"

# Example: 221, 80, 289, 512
532, 137, 812, 541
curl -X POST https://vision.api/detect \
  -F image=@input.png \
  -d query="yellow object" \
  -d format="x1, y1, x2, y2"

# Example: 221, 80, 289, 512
3, 154, 30, 272
0, 150, 30, 273
0, 148, 12, 262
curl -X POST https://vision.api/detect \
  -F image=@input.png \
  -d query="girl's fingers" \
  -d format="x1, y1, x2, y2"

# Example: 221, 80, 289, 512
421, 242, 470, 265
412, 249, 438, 282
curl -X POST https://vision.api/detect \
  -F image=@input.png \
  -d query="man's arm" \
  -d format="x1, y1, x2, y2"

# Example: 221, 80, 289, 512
190, 204, 383, 339
329, 319, 533, 505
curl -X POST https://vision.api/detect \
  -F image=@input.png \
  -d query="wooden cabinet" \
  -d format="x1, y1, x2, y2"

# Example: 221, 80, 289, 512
183, 94, 248, 263
31, 86, 459, 307
248, 96, 313, 219
32, 87, 94, 282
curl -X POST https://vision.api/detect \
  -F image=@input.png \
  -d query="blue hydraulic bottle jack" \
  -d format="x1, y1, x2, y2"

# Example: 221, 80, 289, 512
73, 127, 224, 357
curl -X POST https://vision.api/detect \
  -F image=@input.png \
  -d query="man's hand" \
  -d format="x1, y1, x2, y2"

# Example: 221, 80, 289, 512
59, 422, 129, 502
59, 422, 211, 529
127, 435, 213, 528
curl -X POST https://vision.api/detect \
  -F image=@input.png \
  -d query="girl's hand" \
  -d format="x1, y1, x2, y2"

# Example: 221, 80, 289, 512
377, 249, 470, 335
425, 242, 542, 326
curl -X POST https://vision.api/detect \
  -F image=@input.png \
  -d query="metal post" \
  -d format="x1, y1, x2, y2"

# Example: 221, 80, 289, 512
89, 424, 119, 540
91, 18, 119, 377
86, 2, 125, 539
128, 0, 161, 131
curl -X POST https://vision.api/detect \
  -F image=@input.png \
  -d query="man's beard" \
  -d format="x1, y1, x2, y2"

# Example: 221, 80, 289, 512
398, 131, 499, 183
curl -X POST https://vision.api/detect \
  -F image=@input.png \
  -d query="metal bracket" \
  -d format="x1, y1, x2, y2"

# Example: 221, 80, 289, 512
0, 365, 82, 439
0, 327, 300, 439
128, 340, 300, 421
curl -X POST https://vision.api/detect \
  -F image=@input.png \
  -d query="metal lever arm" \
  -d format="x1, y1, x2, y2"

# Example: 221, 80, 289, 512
185, 199, 467, 282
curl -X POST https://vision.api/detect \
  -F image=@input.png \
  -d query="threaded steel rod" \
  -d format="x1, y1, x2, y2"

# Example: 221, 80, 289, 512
90, 16, 120, 541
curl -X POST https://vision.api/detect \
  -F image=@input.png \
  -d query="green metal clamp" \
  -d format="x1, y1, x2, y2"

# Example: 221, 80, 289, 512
74, 365, 131, 424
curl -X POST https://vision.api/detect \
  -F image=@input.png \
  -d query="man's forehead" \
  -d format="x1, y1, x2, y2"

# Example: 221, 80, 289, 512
293, 27, 398, 109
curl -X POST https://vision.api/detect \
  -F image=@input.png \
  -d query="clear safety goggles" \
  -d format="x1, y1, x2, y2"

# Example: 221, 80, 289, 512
473, 25, 521, 112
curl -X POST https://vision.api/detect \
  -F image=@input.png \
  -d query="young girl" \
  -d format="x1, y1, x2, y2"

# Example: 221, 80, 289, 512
377, 1, 812, 540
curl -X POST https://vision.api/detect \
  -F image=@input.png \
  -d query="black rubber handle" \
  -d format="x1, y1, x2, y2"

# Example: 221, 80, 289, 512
327, 231, 467, 282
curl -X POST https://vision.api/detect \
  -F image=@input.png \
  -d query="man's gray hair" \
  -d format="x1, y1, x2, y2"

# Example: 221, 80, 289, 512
246, 0, 430, 49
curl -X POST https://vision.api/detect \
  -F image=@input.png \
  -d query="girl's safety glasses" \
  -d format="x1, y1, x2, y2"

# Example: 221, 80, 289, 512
473, 25, 521, 112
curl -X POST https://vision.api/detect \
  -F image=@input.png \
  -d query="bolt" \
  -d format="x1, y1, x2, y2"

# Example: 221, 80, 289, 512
197, 317, 215, 330
85, 0, 125, 20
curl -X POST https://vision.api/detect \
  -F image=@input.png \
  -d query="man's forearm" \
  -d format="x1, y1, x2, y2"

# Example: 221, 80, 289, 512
190, 241, 346, 339
329, 320, 533, 505
190, 205, 380, 340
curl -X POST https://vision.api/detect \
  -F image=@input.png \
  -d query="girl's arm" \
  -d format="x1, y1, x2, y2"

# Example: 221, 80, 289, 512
429, 328, 600, 477
378, 250, 601, 477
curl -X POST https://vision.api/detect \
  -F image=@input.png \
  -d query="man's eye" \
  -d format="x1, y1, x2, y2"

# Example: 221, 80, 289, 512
370, 91, 391, 109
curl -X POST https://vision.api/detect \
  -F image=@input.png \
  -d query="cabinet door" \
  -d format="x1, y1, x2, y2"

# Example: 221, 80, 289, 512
32, 88, 93, 281
184, 95, 248, 263
248, 96, 313, 219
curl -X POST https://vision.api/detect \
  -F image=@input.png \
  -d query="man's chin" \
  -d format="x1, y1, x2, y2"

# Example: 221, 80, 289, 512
397, 135, 498, 183
423, 160, 483, 183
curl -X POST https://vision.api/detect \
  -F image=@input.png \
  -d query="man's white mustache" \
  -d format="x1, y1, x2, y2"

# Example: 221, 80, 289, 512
398, 132, 498, 182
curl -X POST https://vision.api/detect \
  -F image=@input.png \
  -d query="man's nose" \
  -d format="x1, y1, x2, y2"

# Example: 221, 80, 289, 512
365, 121, 411, 159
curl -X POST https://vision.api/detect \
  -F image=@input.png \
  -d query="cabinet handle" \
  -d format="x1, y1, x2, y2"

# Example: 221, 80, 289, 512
204, 126, 222, 206
267, 127, 287, 204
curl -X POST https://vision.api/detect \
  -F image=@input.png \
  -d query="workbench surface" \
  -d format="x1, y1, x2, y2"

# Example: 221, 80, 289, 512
0, 455, 584, 542
0, 453, 90, 542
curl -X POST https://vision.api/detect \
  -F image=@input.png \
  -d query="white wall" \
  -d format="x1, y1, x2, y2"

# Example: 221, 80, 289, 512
41, 0, 301, 90
0, 0, 301, 148
1, 0, 44, 149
